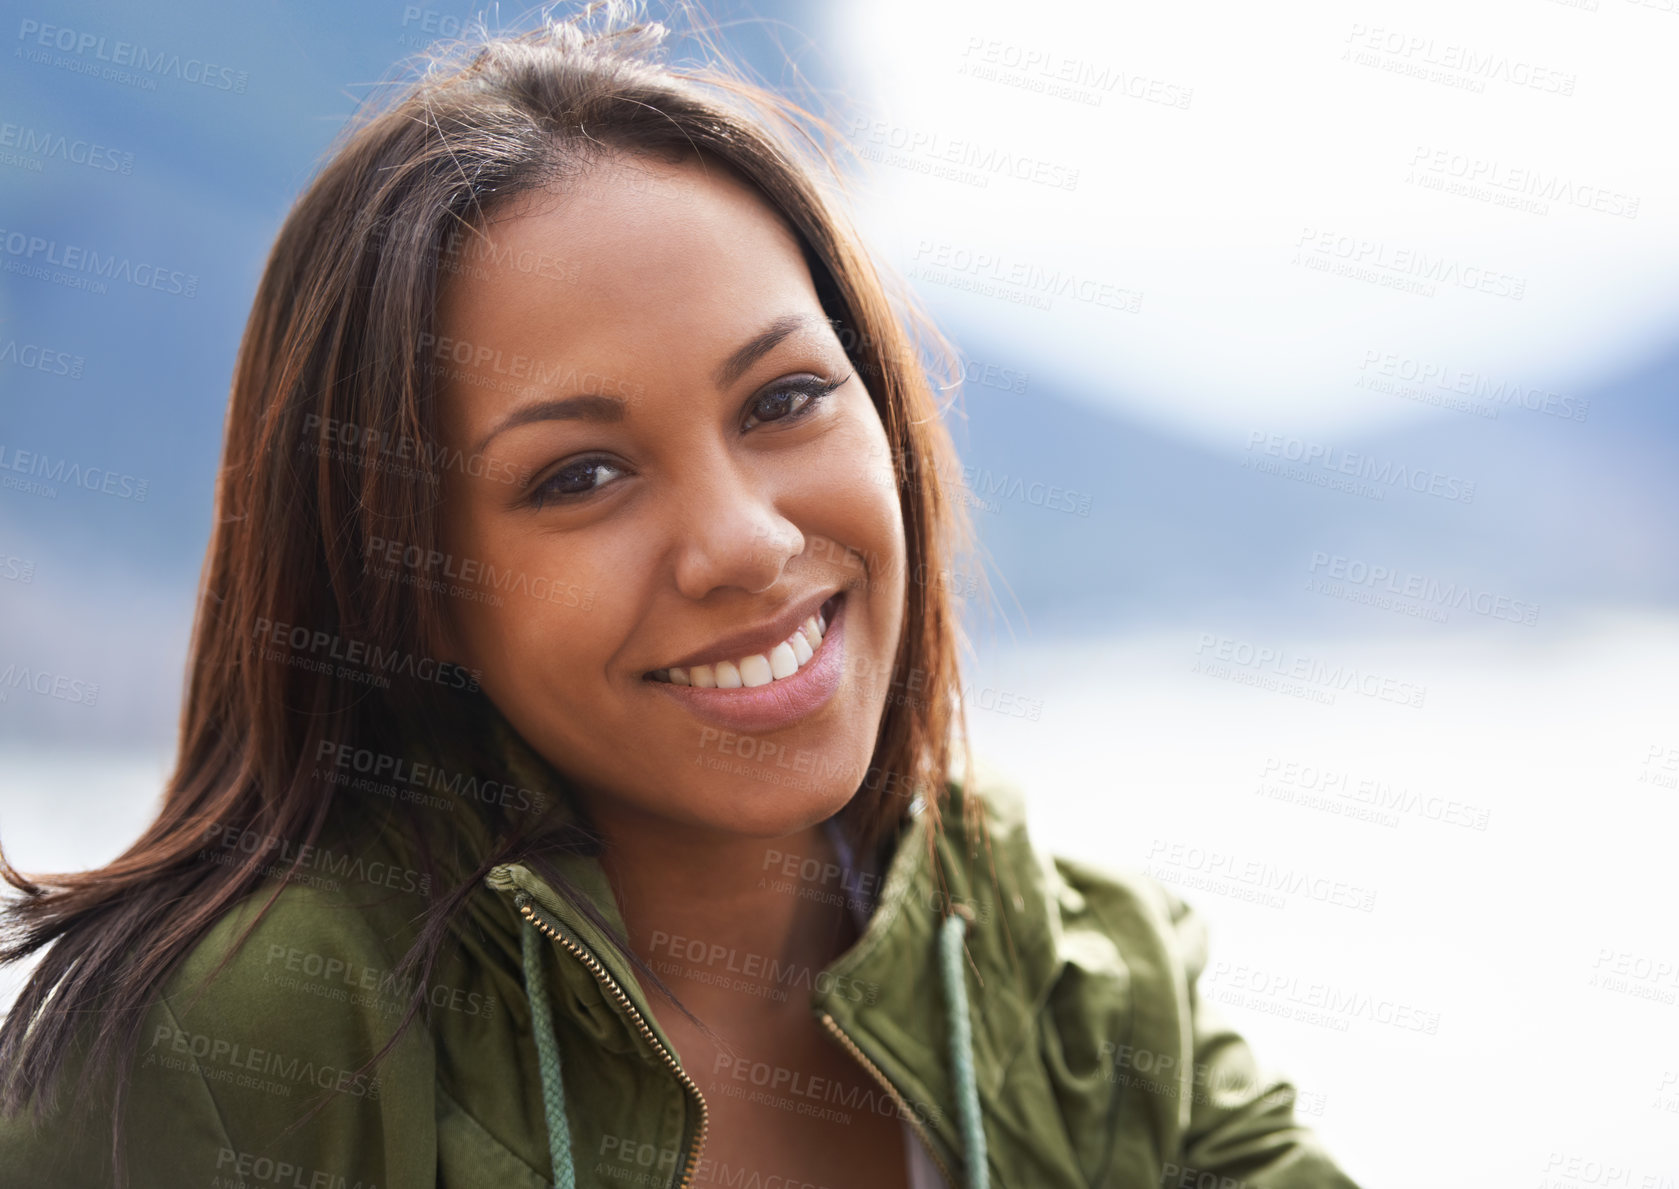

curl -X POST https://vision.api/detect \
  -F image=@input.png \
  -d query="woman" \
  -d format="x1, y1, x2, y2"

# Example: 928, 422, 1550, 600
0, 9, 1363, 1188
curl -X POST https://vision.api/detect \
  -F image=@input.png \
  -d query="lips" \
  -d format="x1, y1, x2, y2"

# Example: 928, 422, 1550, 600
642, 591, 849, 734
643, 588, 842, 678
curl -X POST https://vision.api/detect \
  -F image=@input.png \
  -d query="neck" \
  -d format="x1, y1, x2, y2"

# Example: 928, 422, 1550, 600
588, 804, 862, 1023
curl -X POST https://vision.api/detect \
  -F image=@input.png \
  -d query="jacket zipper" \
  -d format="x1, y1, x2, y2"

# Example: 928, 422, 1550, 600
514, 891, 710, 1189
817, 1010, 957, 1189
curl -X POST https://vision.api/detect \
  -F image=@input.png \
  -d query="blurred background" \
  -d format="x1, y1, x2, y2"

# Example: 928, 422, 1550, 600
1, 0, 1675, 1183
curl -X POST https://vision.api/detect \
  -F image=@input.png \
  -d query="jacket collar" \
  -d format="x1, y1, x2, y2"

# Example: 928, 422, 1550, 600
425, 707, 1068, 1177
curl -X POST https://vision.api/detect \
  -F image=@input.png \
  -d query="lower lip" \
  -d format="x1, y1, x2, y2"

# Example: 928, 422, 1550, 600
644, 593, 848, 734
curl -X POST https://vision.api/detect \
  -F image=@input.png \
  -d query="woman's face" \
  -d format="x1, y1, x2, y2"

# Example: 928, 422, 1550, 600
431, 151, 907, 841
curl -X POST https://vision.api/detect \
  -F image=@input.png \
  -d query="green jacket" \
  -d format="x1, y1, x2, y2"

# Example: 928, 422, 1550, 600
0, 752, 1363, 1188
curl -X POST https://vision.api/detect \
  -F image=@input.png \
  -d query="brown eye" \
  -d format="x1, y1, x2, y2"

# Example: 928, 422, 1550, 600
529, 457, 627, 510
742, 373, 849, 431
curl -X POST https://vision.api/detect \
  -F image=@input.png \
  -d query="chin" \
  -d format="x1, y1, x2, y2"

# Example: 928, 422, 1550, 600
681, 770, 863, 839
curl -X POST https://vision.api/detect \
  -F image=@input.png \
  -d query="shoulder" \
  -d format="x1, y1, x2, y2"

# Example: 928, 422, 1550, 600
948, 755, 1200, 974
149, 873, 438, 1118
0, 872, 440, 1187
159, 872, 424, 1047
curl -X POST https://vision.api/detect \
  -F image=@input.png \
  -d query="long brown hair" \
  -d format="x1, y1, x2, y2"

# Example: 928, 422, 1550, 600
0, 0, 983, 1165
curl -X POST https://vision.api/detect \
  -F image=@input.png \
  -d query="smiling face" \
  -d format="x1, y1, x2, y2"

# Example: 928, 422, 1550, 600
430, 150, 908, 843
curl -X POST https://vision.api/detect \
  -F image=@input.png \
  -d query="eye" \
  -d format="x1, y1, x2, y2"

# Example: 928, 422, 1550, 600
528, 456, 628, 510
742, 372, 850, 432
523, 370, 853, 512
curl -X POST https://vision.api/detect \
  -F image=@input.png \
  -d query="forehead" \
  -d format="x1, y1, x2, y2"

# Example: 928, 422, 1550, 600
433, 152, 821, 375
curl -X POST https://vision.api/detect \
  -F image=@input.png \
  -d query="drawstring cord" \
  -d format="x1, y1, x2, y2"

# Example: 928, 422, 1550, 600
517, 895, 988, 1189
939, 906, 990, 1189
521, 919, 577, 1189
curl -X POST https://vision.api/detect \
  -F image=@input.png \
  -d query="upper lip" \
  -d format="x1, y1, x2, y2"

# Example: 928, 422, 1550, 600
647, 587, 841, 674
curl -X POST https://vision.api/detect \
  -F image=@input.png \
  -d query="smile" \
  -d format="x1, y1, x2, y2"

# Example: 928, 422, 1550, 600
643, 592, 847, 733
648, 594, 836, 688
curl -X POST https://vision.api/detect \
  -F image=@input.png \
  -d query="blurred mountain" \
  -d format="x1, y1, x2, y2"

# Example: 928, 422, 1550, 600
946, 334, 1679, 644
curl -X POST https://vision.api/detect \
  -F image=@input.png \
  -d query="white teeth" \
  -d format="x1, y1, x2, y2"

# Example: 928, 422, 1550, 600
656, 606, 832, 688
738, 654, 773, 687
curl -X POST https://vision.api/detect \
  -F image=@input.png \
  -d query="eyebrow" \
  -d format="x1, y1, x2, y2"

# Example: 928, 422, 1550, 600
468, 312, 827, 456
470, 392, 627, 456
712, 312, 822, 390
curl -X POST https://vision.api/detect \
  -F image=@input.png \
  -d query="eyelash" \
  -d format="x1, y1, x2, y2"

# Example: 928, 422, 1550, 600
526, 372, 851, 511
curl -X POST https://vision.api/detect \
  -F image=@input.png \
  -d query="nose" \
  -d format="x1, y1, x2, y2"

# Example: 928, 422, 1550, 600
668, 448, 805, 601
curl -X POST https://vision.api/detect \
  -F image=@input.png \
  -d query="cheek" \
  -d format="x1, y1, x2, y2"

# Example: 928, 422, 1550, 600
434, 496, 605, 682
798, 400, 908, 647
819, 394, 905, 554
